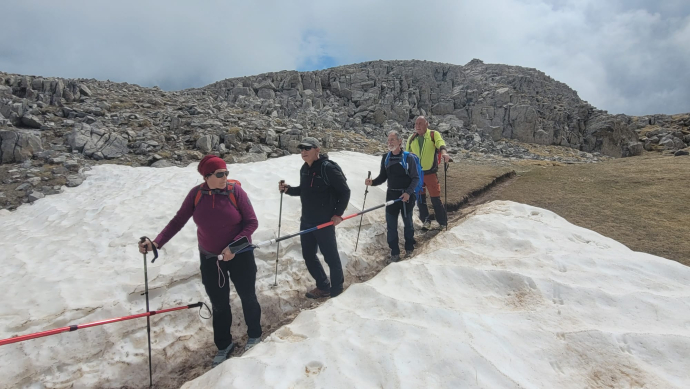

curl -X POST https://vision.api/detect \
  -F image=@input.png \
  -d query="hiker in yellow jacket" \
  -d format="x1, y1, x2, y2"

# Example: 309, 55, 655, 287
406, 116, 453, 230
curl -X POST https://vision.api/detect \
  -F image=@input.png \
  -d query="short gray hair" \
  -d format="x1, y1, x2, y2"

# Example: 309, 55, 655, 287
387, 130, 402, 141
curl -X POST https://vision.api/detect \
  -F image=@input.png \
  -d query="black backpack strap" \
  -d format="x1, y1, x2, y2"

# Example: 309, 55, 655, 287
407, 133, 418, 150
200, 188, 230, 196
321, 160, 347, 186
321, 161, 331, 186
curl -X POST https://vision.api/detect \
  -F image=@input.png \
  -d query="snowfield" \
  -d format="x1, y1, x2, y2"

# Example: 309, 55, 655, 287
183, 200, 690, 389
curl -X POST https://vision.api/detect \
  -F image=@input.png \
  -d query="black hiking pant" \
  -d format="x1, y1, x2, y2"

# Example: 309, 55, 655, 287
386, 190, 416, 255
418, 194, 448, 226
199, 249, 262, 350
300, 222, 344, 297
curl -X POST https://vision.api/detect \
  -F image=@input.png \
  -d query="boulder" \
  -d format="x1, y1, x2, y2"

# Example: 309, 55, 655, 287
28, 191, 45, 202
66, 175, 85, 187
659, 135, 685, 151
0, 130, 43, 164
196, 135, 220, 153
236, 153, 268, 163
21, 114, 43, 129
623, 142, 644, 157
151, 159, 173, 168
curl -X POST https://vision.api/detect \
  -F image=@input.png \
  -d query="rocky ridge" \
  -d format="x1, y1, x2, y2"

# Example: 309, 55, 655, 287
1, 59, 687, 211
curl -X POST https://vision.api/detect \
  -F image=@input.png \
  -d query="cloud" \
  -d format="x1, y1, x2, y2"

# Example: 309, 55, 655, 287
0, 0, 688, 115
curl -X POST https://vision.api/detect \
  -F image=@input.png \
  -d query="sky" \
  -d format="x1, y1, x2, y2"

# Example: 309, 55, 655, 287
1, 0, 688, 115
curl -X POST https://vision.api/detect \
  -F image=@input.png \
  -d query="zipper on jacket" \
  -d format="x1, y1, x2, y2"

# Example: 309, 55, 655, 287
311, 172, 315, 187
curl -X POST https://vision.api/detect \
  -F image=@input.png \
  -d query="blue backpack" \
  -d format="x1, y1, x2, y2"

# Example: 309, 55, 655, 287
384, 151, 424, 197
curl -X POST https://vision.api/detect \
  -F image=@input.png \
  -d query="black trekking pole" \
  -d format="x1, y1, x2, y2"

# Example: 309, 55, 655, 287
403, 192, 408, 218
139, 237, 158, 388
274, 181, 285, 286
444, 161, 449, 231
354, 171, 371, 252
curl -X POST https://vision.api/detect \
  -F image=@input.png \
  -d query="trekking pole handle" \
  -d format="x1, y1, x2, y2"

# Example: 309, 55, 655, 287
139, 236, 159, 263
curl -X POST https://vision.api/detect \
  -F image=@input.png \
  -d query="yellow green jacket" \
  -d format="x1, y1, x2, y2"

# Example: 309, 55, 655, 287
405, 129, 447, 173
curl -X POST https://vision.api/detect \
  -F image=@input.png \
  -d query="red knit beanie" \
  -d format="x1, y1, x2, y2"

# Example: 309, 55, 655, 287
198, 155, 227, 176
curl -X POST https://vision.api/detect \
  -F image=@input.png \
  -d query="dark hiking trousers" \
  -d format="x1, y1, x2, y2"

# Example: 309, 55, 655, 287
199, 249, 262, 350
300, 223, 344, 297
386, 190, 416, 255
417, 194, 448, 226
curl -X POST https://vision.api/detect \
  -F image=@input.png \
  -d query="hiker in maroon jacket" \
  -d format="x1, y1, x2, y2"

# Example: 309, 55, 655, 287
138, 155, 262, 367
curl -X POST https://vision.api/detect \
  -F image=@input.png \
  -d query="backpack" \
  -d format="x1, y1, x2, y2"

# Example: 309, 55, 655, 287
384, 151, 424, 198
193, 179, 241, 210
408, 130, 442, 166
320, 160, 346, 186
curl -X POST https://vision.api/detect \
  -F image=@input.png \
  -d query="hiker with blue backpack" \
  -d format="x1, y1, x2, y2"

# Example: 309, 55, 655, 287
137, 155, 263, 368
279, 137, 351, 299
365, 130, 421, 262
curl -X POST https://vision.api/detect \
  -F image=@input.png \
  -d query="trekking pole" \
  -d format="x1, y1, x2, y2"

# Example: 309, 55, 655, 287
139, 236, 158, 388
254, 199, 402, 248
354, 171, 371, 252
444, 161, 449, 231
0, 302, 209, 347
274, 181, 285, 286
403, 193, 408, 218
207, 199, 403, 259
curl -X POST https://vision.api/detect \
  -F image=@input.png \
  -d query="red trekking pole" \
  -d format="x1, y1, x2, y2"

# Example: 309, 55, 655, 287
0, 302, 207, 347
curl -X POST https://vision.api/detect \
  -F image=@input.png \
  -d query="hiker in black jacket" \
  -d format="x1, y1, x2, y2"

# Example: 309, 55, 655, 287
279, 137, 351, 298
366, 131, 419, 262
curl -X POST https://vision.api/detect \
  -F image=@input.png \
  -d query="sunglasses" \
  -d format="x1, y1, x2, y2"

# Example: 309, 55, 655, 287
206, 171, 229, 178
298, 146, 314, 151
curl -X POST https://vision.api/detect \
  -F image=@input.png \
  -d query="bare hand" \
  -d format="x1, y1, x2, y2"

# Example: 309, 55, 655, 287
365, 178, 373, 186
278, 181, 290, 193
442, 153, 453, 163
138, 239, 158, 254
220, 247, 235, 262
400, 193, 410, 203
331, 215, 343, 226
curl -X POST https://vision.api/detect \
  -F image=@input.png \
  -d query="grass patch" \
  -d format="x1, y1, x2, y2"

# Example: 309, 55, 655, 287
638, 125, 662, 137
137, 119, 152, 128
474, 153, 690, 266
442, 163, 515, 208
110, 101, 135, 110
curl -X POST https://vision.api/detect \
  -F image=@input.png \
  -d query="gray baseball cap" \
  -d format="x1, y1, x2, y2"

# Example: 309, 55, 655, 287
298, 137, 321, 148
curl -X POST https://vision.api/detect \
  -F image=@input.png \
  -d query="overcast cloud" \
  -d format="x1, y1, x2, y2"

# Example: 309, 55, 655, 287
1, 0, 688, 115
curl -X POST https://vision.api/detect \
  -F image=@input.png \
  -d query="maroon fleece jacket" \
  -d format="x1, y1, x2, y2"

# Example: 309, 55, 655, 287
153, 183, 258, 255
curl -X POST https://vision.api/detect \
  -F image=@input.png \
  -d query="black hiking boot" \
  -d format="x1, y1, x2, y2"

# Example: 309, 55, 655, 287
330, 287, 343, 298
